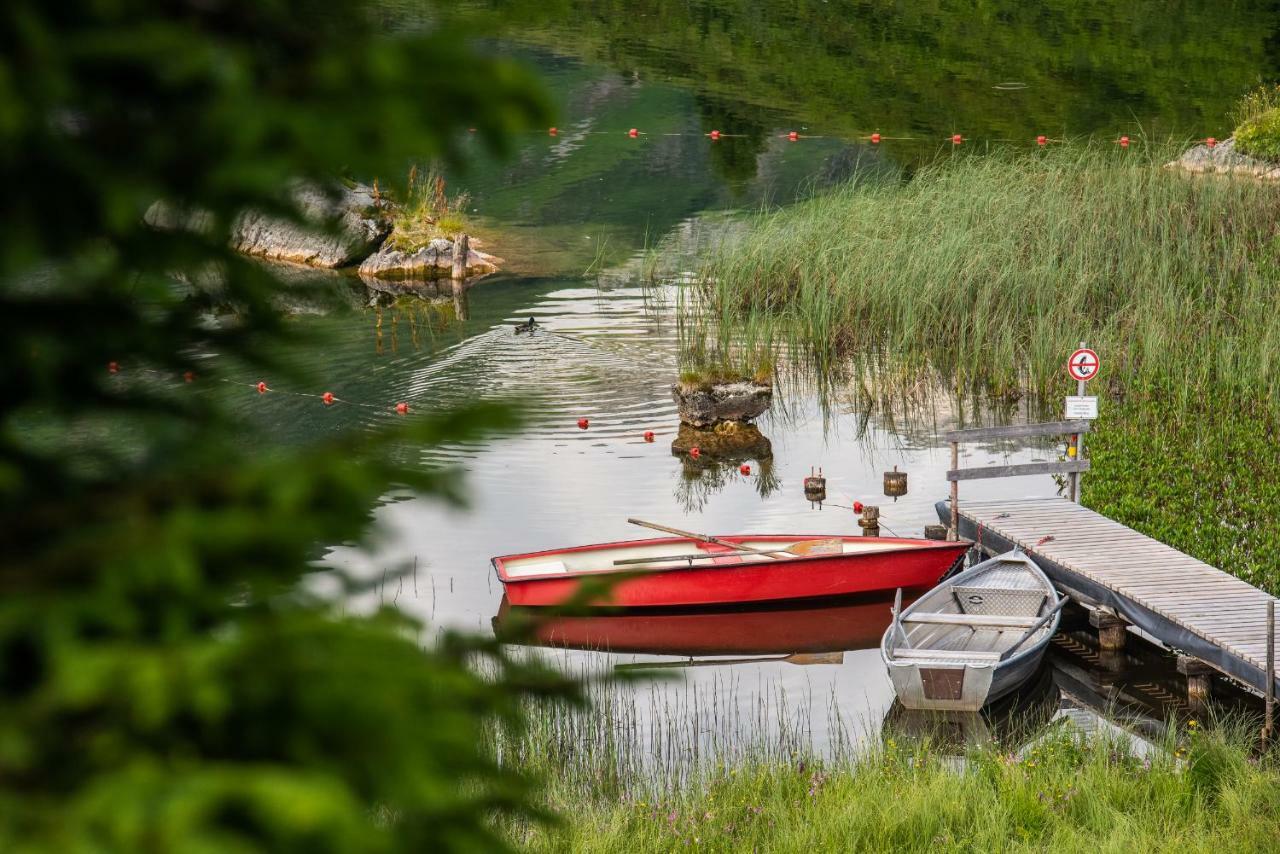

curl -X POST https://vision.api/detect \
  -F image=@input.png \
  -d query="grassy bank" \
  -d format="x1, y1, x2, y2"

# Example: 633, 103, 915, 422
504, 715, 1280, 852
691, 142, 1280, 402
1084, 391, 1280, 595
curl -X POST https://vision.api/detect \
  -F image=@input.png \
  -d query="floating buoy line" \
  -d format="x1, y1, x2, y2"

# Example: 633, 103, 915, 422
475, 126, 1220, 150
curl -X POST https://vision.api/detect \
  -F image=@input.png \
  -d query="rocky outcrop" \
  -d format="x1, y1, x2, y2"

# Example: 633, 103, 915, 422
1166, 137, 1280, 181
230, 182, 392, 268
671, 379, 772, 428
358, 237, 501, 281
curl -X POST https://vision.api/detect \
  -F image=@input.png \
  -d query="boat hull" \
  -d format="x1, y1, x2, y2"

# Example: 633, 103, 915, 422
885, 643, 1050, 712
493, 536, 968, 609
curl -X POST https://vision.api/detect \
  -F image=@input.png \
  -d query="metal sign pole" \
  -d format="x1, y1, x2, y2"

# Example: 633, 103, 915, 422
1073, 340, 1087, 503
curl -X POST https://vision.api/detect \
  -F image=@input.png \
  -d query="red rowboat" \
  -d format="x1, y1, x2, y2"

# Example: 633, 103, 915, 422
494, 595, 905, 655
491, 534, 968, 608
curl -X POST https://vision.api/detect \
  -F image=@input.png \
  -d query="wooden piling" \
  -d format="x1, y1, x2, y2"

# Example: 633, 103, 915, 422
858, 505, 880, 537
1177, 655, 1214, 709
451, 233, 470, 281
949, 441, 959, 540
1089, 609, 1128, 652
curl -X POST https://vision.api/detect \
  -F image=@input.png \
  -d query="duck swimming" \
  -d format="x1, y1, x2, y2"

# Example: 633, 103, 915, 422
514, 316, 538, 334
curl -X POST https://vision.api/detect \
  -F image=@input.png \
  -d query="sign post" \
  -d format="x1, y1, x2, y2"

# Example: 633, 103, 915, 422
1066, 344, 1099, 502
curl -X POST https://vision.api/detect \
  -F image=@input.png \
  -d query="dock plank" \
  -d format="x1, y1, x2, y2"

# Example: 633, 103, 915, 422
950, 497, 1279, 697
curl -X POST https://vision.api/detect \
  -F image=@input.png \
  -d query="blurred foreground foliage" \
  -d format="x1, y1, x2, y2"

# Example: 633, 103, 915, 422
0, 1, 572, 850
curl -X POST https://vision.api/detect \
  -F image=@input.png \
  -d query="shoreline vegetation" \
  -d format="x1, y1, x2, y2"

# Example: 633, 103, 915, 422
690, 140, 1280, 403
495, 687, 1280, 852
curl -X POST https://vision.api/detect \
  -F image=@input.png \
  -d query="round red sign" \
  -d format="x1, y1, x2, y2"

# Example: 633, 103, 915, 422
1067, 348, 1100, 382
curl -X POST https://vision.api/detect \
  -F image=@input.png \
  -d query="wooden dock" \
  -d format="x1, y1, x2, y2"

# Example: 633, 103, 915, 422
941, 496, 1280, 699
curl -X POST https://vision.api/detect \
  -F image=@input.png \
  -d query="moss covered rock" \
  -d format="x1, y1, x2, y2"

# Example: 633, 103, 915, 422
1235, 106, 1280, 162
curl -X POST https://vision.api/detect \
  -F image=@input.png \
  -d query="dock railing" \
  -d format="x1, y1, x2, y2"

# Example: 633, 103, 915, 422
944, 420, 1092, 540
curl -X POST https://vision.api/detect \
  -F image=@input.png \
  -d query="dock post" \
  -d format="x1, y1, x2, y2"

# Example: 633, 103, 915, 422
948, 440, 959, 540
1177, 656, 1214, 711
1266, 599, 1275, 744
1089, 609, 1128, 652
451, 233, 470, 281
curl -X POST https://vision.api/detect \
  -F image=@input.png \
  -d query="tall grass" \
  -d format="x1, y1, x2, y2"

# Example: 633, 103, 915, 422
688, 142, 1280, 405
495, 675, 1280, 852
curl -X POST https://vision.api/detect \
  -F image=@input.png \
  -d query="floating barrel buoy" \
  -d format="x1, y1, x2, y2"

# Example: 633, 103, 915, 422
643, 430, 655, 442
256, 381, 267, 394
1036, 135, 1047, 146
740, 463, 751, 475
689, 446, 701, 459
803, 467, 827, 503
870, 133, 881, 144
1206, 137, 1217, 149
183, 371, 195, 383
951, 134, 963, 145
322, 392, 335, 406
1119, 135, 1130, 148
629, 128, 638, 138
396, 402, 409, 415
709, 130, 721, 141
549, 127, 558, 136
884, 465, 908, 499
924, 524, 948, 541
852, 500, 864, 514
108, 361, 119, 374
788, 131, 798, 141
577, 418, 589, 430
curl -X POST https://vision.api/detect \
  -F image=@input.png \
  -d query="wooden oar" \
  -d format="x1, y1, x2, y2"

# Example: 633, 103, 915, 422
612, 539, 842, 567
614, 651, 845, 671
626, 518, 841, 560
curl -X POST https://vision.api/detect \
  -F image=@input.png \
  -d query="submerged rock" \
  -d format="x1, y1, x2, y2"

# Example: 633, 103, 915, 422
230, 182, 392, 268
358, 237, 501, 281
671, 379, 772, 428
1166, 137, 1280, 181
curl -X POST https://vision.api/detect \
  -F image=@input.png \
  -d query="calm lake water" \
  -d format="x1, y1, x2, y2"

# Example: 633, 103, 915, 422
261, 1, 1280, 752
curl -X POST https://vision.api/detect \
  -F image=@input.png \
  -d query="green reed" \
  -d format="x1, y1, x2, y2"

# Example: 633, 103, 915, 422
498, 687, 1280, 853
686, 140, 1280, 406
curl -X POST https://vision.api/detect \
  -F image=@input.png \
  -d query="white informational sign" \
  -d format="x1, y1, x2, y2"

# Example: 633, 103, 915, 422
1065, 395, 1099, 419
1067, 348, 1100, 382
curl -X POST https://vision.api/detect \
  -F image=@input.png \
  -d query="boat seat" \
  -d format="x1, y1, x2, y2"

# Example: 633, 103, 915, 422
505, 560, 569, 578
902, 613, 1038, 628
951, 586, 1046, 617
891, 649, 1003, 662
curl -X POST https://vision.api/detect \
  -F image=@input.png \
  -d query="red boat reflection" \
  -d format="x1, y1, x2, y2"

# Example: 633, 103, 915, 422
493, 593, 908, 656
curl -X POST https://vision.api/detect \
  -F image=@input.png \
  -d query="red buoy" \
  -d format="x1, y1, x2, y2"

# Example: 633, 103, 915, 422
628, 128, 638, 138
1207, 137, 1217, 148
870, 133, 881, 144
951, 134, 963, 145
322, 391, 335, 406
395, 402, 409, 414
183, 371, 195, 383
256, 381, 267, 394
1119, 135, 1130, 148
107, 361, 119, 374
689, 446, 701, 459
709, 130, 721, 141
788, 131, 798, 142
577, 417, 589, 430
549, 127, 558, 136
853, 501, 864, 513
1036, 135, 1047, 146
643, 430, 655, 442
740, 463, 751, 475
